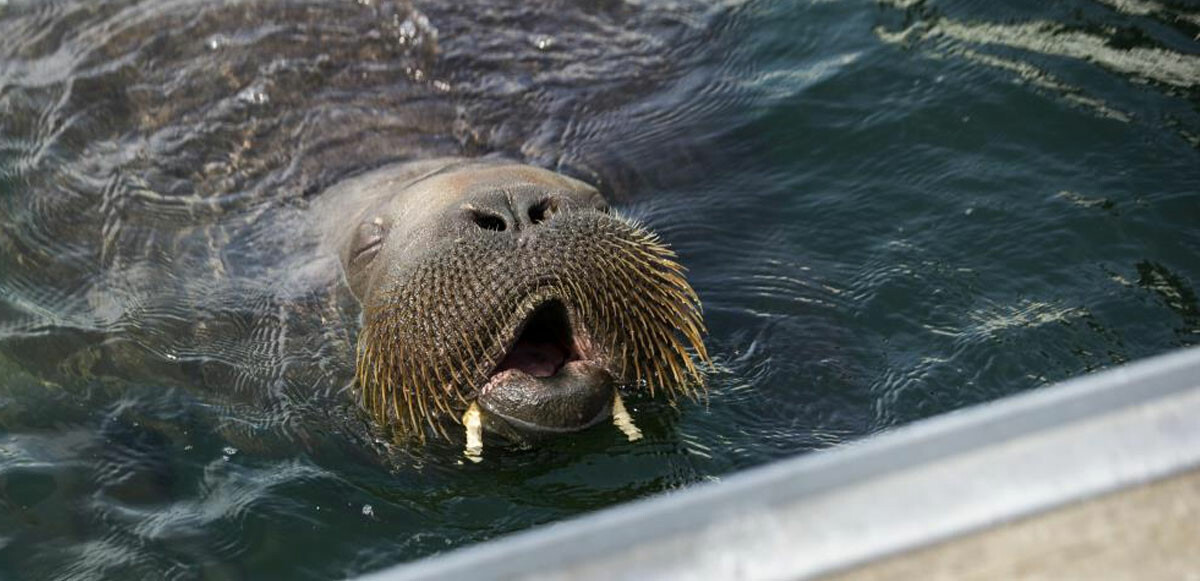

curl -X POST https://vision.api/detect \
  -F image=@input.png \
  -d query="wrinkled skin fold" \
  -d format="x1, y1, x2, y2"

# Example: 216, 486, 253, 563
356, 210, 708, 440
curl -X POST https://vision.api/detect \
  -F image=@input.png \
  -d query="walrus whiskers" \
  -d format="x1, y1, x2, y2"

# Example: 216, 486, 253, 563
356, 211, 709, 440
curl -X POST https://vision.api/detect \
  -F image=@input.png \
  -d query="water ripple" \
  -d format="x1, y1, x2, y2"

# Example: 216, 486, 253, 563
0, 0, 1197, 577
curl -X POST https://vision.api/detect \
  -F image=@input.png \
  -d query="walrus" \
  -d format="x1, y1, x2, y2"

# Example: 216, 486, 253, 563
311, 157, 709, 453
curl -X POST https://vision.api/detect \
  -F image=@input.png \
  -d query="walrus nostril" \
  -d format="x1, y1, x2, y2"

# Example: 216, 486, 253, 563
528, 198, 557, 225
472, 211, 507, 231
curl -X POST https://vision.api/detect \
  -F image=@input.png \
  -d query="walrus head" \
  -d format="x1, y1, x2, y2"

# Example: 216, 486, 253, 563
336, 160, 707, 442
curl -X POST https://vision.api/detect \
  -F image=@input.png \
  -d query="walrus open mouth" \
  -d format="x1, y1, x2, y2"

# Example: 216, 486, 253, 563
475, 299, 615, 436
355, 210, 709, 443
487, 300, 579, 385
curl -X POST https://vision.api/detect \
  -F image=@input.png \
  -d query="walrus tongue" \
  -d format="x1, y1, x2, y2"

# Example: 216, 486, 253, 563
495, 339, 567, 378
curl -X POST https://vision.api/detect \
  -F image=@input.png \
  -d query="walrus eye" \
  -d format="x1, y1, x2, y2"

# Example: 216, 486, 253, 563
351, 220, 385, 266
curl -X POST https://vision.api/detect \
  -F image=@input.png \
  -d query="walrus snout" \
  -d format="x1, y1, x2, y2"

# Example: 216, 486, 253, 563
476, 299, 615, 435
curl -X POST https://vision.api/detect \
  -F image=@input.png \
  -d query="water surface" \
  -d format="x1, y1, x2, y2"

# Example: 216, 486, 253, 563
1, 0, 1198, 577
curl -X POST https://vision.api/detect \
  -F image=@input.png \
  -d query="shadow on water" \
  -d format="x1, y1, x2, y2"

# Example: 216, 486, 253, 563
0, 0, 1198, 577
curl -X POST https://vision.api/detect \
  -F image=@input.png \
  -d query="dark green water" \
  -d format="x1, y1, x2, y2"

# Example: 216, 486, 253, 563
1, 0, 1198, 578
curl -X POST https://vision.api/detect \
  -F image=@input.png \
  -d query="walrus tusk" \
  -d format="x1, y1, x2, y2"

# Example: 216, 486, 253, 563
463, 402, 484, 462
612, 392, 642, 442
